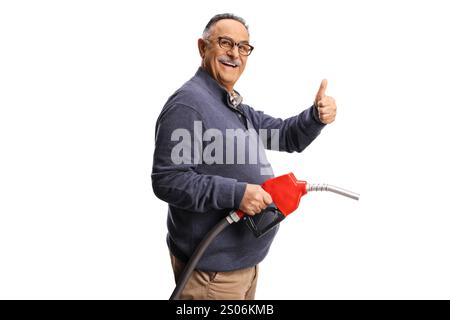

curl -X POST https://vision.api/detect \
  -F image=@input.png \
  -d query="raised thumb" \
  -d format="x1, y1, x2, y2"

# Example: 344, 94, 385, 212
315, 79, 328, 102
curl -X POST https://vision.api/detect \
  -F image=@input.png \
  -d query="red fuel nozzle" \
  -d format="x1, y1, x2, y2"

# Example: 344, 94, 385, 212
236, 172, 307, 219
234, 173, 308, 237
233, 172, 359, 237
261, 172, 307, 217
235, 172, 306, 220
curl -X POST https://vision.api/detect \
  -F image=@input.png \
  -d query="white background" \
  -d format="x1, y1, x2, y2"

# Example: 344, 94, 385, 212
1, 0, 449, 299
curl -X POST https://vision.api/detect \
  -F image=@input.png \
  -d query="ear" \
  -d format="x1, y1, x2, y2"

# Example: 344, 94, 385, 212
198, 38, 207, 58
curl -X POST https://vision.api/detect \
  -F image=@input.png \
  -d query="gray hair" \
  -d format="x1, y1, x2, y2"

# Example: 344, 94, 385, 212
202, 13, 249, 39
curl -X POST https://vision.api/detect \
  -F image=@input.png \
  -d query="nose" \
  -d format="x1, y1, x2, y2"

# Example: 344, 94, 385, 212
227, 45, 240, 59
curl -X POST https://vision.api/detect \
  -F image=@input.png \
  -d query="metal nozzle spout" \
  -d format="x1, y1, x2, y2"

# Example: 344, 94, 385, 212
307, 184, 360, 201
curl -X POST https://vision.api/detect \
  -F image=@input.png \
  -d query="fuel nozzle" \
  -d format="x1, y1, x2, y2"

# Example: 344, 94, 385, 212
231, 172, 359, 238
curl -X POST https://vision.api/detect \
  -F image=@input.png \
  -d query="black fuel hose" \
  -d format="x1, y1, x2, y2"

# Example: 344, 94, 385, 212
169, 216, 232, 300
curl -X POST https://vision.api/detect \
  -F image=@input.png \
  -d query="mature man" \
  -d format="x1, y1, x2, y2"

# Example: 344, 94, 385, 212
152, 13, 336, 300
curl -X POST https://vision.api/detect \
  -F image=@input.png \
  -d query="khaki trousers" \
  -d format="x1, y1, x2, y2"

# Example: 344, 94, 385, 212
170, 254, 258, 300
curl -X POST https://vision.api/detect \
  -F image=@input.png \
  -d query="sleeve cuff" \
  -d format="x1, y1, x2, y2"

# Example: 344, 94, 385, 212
233, 182, 247, 209
311, 104, 325, 125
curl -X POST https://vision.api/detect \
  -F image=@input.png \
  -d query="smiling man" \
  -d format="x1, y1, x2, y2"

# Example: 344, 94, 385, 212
152, 13, 337, 300
198, 17, 251, 92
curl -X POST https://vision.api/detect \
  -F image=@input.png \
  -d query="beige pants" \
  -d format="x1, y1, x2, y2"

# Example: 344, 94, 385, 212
170, 254, 258, 300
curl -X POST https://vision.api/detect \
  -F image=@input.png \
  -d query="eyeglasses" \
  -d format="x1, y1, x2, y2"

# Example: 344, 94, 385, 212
210, 36, 254, 56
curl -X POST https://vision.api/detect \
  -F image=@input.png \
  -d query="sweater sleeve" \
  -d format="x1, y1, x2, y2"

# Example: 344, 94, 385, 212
244, 105, 326, 153
151, 103, 246, 213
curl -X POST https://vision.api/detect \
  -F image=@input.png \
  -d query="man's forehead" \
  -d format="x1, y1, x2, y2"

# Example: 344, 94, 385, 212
209, 19, 249, 41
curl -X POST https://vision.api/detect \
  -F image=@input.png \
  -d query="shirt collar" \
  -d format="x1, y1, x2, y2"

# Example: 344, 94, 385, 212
229, 90, 243, 108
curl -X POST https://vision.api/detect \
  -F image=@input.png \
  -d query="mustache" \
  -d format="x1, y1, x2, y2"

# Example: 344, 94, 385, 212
218, 56, 241, 67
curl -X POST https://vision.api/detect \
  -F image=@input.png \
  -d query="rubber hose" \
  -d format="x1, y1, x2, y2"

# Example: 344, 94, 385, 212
169, 217, 231, 300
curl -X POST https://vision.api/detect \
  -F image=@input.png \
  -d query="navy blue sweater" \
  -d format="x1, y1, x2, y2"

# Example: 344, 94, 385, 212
152, 67, 325, 271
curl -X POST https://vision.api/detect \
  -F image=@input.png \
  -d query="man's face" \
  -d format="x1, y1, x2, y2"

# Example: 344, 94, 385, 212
198, 19, 250, 92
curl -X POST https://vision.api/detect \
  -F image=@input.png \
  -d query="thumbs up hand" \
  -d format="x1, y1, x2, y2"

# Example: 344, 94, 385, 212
314, 79, 337, 124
